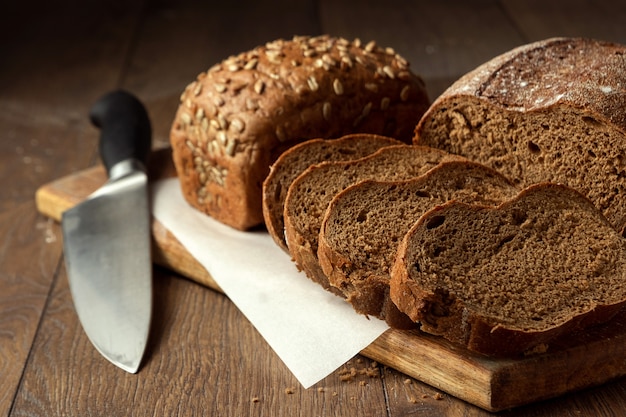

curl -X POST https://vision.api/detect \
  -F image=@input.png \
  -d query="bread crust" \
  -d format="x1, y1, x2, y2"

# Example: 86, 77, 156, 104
390, 183, 626, 357
171, 35, 430, 230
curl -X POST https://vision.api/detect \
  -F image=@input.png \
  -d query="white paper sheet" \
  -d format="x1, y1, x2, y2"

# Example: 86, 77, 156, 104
151, 178, 389, 388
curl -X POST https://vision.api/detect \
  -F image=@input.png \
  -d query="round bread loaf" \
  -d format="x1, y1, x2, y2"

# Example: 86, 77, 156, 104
414, 37, 626, 236
171, 35, 430, 230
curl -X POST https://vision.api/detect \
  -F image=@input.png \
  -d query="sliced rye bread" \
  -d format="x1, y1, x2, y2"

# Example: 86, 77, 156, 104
283, 145, 464, 304
390, 183, 626, 357
413, 37, 626, 236
262, 134, 403, 252
318, 161, 518, 327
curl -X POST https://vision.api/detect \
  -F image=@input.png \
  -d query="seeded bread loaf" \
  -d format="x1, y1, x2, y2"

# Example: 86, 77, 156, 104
413, 37, 626, 236
263, 134, 402, 252
170, 35, 430, 230
283, 145, 464, 306
318, 161, 517, 327
390, 183, 626, 356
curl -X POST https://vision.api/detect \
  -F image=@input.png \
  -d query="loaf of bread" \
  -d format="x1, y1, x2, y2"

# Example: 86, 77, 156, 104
390, 183, 626, 356
413, 37, 626, 236
262, 134, 402, 252
318, 161, 517, 327
283, 145, 463, 306
171, 35, 430, 230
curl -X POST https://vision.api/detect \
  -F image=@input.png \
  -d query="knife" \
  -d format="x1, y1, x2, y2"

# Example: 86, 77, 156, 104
62, 90, 153, 373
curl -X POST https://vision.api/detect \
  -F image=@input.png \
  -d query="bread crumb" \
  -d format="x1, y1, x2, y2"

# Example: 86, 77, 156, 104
403, 378, 412, 385
524, 343, 549, 356
332, 391, 338, 397
317, 387, 326, 393
359, 380, 367, 386
409, 396, 418, 404
433, 393, 444, 401
338, 359, 381, 382
251, 397, 260, 403
285, 387, 295, 395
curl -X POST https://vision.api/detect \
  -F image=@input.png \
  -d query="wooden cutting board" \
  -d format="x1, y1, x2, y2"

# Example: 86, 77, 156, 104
35, 149, 626, 412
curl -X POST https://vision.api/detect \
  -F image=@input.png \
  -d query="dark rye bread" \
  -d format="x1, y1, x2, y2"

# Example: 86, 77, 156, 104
413, 37, 626, 236
283, 145, 464, 302
262, 134, 402, 252
171, 34, 430, 230
390, 183, 626, 357
318, 161, 517, 327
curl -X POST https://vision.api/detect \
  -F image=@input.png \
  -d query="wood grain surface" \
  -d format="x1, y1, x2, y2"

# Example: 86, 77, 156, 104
3, 0, 626, 416
33, 151, 626, 412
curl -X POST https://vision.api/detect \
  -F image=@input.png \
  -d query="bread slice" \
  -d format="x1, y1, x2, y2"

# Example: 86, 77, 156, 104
283, 145, 463, 300
390, 183, 626, 356
262, 134, 402, 252
413, 37, 626, 236
318, 161, 517, 327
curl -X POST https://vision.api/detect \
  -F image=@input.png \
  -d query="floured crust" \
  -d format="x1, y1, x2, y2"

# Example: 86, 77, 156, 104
390, 183, 626, 356
171, 35, 430, 230
425, 37, 626, 126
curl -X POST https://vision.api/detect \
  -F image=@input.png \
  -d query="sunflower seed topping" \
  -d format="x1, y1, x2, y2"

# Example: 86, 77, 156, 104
341, 55, 353, 68
225, 139, 236, 157
246, 98, 259, 110
275, 125, 287, 142
322, 102, 332, 121
307, 76, 319, 92
254, 79, 265, 94
362, 102, 372, 117
364, 83, 378, 92
244, 58, 258, 70
230, 118, 245, 133
400, 85, 411, 101
217, 114, 228, 130
333, 79, 344, 95
383, 65, 395, 79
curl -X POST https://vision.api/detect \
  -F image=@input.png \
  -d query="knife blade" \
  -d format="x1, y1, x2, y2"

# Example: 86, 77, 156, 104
62, 90, 153, 373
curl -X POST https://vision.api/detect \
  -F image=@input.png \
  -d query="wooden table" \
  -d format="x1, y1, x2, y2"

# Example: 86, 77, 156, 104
3, 1, 626, 415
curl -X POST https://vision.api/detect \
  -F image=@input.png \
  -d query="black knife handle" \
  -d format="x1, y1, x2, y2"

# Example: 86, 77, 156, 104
89, 90, 152, 177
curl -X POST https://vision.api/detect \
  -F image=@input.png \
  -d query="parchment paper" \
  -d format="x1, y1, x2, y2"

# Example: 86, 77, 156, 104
151, 178, 389, 388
